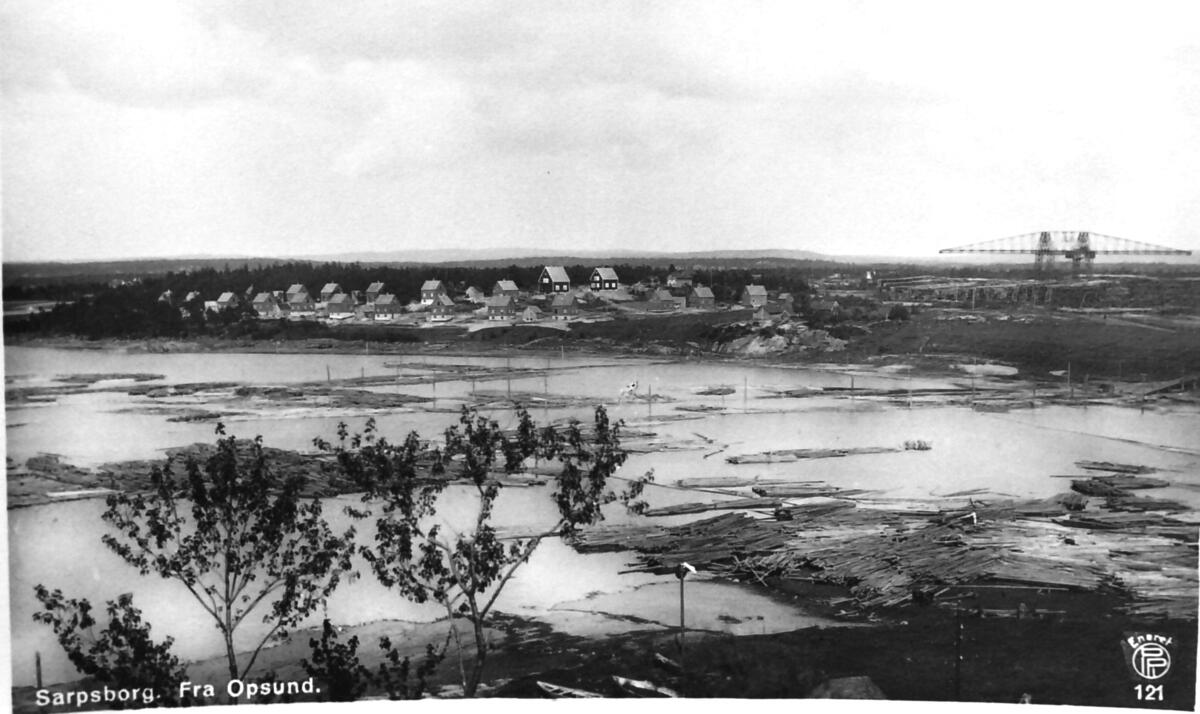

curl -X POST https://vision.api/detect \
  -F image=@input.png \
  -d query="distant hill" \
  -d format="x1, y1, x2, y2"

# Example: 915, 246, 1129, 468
5, 247, 1198, 288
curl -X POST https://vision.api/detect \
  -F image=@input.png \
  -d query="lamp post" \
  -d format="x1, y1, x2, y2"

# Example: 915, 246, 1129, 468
675, 562, 696, 666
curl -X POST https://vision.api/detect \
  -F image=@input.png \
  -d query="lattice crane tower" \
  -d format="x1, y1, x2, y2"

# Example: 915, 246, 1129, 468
939, 231, 1191, 275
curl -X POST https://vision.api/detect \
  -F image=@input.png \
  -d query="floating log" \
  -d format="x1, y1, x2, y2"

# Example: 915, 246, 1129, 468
774, 499, 857, 520
1094, 475, 1170, 489
1076, 460, 1157, 474
643, 497, 782, 517
1070, 479, 1128, 498
751, 485, 845, 498
1104, 495, 1188, 513
726, 446, 898, 464
537, 681, 602, 698
612, 676, 678, 698
675, 476, 796, 488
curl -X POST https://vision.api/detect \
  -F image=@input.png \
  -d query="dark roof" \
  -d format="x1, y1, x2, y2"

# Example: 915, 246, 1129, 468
374, 294, 398, 306
436, 295, 455, 307
486, 295, 514, 308
327, 293, 354, 306
690, 286, 715, 299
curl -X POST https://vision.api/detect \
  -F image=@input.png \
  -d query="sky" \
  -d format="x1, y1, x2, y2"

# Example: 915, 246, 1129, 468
2, 0, 1199, 262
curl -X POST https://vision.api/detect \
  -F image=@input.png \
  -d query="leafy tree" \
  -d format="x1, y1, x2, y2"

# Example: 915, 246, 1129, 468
32, 587, 191, 704
302, 619, 448, 702
324, 406, 650, 697
101, 425, 357, 688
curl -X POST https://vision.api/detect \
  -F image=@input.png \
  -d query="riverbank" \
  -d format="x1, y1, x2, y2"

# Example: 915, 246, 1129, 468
8, 304, 1200, 384
12, 593, 1195, 709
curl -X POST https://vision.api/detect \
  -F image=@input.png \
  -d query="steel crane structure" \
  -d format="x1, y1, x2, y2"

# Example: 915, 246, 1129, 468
939, 231, 1191, 275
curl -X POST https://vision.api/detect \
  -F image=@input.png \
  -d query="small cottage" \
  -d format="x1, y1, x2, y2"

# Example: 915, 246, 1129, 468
365, 282, 386, 302
742, 284, 768, 308
320, 283, 342, 302
589, 267, 619, 292
493, 280, 520, 298
288, 288, 316, 316
216, 292, 240, 310
429, 294, 456, 322
327, 293, 356, 318
373, 294, 401, 320
465, 286, 487, 304
688, 285, 716, 309
486, 295, 516, 321
538, 266, 570, 294
521, 305, 543, 322
251, 292, 281, 317
549, 293, 579, 320
667, 272, 694, 289
653, 289, 686, 311
421, 280, 447, 304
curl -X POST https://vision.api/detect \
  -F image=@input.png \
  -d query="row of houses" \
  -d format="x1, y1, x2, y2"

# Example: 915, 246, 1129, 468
170, 263, 788, 325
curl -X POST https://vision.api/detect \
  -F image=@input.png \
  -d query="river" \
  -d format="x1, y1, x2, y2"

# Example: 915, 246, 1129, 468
5, 345, 1199, 686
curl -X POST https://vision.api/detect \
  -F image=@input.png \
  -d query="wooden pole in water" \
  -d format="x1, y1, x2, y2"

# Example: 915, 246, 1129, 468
326, 365, 331, 384
35, 651, 42, 690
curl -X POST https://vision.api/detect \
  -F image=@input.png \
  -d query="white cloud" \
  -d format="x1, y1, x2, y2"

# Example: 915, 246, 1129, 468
2, 0, 1199, 260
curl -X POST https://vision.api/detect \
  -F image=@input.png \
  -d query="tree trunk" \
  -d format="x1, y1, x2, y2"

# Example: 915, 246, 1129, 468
464, 621, 488, 697
223, 631, 240, 704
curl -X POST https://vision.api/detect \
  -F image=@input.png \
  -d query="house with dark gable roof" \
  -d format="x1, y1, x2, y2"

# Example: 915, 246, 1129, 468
216, 292, 241, 310
589, 267, 619, 292
538, 266, 570, 294
365, 282, 386, 303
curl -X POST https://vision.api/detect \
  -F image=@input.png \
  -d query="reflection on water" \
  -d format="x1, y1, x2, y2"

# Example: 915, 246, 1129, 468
6, 346, 1199, 686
